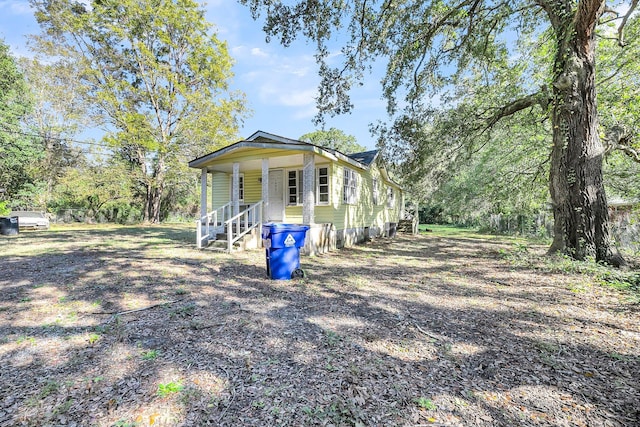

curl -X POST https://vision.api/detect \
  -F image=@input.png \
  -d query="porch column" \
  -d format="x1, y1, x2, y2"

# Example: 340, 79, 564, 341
200, 168, 208, 219
262, 158, 269, 220
303, 153, 315, 224
211, 171, 216, 210
232, 162, 240, 217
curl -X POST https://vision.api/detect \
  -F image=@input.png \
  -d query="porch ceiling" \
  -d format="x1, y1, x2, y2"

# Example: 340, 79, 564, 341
203, 153, 329, 173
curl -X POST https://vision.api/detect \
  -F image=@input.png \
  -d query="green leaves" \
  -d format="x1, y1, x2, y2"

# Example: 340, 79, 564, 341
0, 40, 39, 203
31, 0, 247, 221
299, 128, 366, 154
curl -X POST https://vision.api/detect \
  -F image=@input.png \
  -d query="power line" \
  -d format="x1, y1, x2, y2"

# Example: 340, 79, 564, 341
0, 125, 113, 149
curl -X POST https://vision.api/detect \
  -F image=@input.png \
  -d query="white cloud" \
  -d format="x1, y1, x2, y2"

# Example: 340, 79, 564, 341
292, 104, 318, 120
235, 48, 320, 109
250, 47, 269, 58
0, 1, 32, 15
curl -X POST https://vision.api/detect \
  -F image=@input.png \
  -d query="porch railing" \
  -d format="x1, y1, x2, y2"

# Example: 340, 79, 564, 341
196, 202, 232, 249
224, 200, 263, 253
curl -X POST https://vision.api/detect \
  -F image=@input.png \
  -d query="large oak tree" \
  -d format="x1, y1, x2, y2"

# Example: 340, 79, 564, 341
31, 0, 247, 222
241, 0, 638, 265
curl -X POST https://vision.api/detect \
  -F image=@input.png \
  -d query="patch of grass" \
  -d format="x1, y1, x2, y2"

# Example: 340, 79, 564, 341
54, 399, 73, 415
16, 335, 36, 345
414, 397, 437, 410
498, 244, 640, 300
497, 243, 531, 264
302, 405, 323, 417
568, 282, 591, 293
325, 361, 338, 372
26, 380, 60, 407
157, 381, 184, 397
88, 333, 101, 345
324, 330, 342, 347
141, 349, 159, 360
40, 380, 60, 398
251, 399, 266, 409
419, 224, 492, 239
346, 274, 368, 289
174, 286, 188, 296
169, 302, 196, 319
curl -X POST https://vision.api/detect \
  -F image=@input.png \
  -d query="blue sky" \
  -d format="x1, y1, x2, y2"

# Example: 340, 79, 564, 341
0, 0, 387, 150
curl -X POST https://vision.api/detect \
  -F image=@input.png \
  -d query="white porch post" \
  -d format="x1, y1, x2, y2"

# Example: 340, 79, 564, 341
303, 153, 315, 224
200, 168, 208, 219
232, 162, 240, 217
262, 158, 269, 221
211, 171, 216, 210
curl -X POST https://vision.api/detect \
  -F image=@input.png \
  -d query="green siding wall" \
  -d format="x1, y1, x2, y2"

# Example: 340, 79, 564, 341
243, 170, 262, 203
208, 158, 402, 229
329, 162, 401, 231
212, 172, 229, 209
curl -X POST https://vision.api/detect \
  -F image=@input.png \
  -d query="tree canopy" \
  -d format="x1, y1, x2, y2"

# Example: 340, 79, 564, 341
241, 0, 639, 264
31, 0, 247, 222
299, 128, 366, 154
0, 39, 37, 203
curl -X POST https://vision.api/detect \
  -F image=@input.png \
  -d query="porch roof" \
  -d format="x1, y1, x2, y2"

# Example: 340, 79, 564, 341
188, 130, 376, 172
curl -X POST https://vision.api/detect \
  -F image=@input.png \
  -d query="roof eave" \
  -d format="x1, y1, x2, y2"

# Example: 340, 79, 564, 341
188, 141, 341, 169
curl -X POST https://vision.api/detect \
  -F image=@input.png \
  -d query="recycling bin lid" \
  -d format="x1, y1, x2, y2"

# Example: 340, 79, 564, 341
267, 223, 309, 233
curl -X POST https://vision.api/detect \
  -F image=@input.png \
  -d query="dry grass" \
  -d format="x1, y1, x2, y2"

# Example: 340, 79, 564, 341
0, 224, 638, 426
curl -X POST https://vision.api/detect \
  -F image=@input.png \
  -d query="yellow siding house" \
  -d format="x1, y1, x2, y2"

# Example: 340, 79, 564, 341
188, 131, 403, 254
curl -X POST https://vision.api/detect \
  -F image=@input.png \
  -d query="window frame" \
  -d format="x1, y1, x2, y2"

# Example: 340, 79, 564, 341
287, 169, 303, 206
342, 167, 358, 205
372, 178, 380, 205
316, 166, 330, 205
387, 186, 395, 209
287, 166, 331, 206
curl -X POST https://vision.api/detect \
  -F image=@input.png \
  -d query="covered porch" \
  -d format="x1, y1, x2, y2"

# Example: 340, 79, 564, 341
189, 133, 337, 253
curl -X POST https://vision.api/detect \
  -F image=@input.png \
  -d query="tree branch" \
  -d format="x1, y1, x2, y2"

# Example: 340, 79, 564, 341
605, 124, 640, 162
617, 0, 639, 46
484, 88, 551, 130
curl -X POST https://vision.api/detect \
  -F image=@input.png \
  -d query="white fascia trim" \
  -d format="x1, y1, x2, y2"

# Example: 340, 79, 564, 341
188, 141, 370, 170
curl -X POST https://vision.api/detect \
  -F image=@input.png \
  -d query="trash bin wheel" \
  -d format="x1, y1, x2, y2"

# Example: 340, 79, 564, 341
291, 268, 305, 279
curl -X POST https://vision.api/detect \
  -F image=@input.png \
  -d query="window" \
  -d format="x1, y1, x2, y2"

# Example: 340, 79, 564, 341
288, 170, 303, 205
343, 167, 358, 204
316, 167, 329, 204
372, 178, 380, 205
288, 167, 330, 205
229, 173, 244, 202
387, 187, 395, 208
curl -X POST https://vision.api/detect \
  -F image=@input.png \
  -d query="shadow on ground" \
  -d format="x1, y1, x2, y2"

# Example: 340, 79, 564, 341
1, 227, 638, 426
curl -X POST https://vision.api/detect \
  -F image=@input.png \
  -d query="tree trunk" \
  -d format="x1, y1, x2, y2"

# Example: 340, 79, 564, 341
144, 157, 166, 224
148, 186, 163, 223
547, 19, 624, 266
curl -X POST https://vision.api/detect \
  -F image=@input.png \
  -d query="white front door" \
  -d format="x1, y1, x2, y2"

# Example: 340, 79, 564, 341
267, 170, 284, 221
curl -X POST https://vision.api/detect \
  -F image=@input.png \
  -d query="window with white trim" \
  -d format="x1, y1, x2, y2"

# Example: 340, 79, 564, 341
316, 166, 329, 204
343, 167, 358, 204
372, 178, 380, 205
288, 167, 330, 206
287, 170, 303, 205
387, 187, 395, 208
229, 173, 244, 202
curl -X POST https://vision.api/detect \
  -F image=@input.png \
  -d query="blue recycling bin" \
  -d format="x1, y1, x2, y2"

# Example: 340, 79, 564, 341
262, 223, 310, 280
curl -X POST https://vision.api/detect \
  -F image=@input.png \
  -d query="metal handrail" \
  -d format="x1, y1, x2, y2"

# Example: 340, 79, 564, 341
224, 200, 263, 252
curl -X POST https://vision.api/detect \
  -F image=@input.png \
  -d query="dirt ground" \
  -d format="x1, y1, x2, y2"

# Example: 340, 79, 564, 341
0, 225, 638, 427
